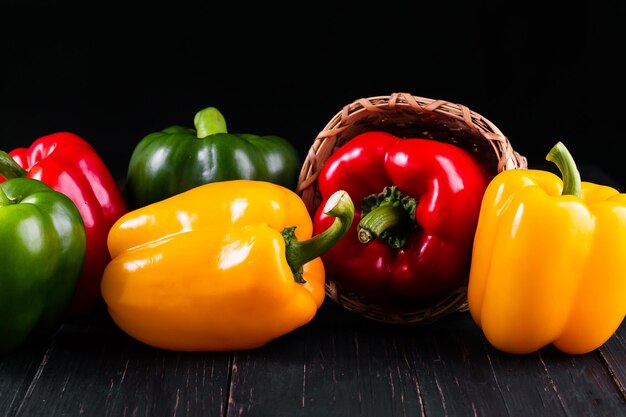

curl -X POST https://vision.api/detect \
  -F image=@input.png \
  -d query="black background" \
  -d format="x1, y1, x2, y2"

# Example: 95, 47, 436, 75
2, 2, 625, 188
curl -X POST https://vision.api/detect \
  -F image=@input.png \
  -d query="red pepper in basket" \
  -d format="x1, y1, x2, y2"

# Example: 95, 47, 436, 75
313, 131, 490, 304
0, 132, 128, 317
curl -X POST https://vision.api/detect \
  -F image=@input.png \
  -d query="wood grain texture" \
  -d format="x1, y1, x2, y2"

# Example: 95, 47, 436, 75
225, 301, 626, 417
598, 325, 626, 399
6, 311, 232, 417
0, 345, 47, 417
228, 305, 425, 417
1, 302, 625, 417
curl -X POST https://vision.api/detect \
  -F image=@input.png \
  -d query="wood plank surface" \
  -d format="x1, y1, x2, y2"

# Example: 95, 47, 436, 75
226, 300, 626, 417
1, 300, 625, 417
599, 325, 626, 398
3, 311, 232, 417
0, 345, 47, 417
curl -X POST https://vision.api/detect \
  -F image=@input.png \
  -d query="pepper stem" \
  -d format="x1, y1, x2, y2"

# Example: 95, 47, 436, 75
0, 185, 11, 205
358, 205, 409, 248
0, 151, 26, 180
357, 185, 417, 249
283, 190, 354, 283
545, 141, 581, 198
194, 107, 228, 138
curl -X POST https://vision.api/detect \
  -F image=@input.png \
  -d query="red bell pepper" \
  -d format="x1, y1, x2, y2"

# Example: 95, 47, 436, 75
313, 131, 490, 305
0, 132, 128, 316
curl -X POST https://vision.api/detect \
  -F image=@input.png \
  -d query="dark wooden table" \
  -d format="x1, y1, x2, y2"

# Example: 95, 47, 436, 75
2, 165, 625, 417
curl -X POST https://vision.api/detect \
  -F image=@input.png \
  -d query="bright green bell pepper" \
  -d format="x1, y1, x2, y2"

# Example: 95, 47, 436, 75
125, 106, 301, 208
0, 177, 86, 354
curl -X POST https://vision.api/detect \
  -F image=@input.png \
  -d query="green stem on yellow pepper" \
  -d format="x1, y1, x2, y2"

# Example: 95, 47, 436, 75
546, 141, 581, 198
0, 151, 27, 180
194, 107, 228, 138
283, 190, 354, 283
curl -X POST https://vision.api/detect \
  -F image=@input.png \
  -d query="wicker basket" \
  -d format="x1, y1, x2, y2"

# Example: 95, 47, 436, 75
296, 92, 528, 324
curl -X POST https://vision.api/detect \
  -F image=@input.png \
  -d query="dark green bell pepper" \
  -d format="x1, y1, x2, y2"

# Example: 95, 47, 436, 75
0, 177, 86, 354
125, 106, 302, 208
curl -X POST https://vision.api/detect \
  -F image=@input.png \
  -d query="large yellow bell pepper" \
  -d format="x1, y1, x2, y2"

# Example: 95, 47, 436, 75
468, 142, 626, 354
101, 180, 354, 352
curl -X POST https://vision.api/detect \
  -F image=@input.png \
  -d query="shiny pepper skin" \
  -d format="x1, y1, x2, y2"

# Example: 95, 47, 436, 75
0, 133, 128, 317
101, 180, 353, 352
468, 142, 626, 354
0, 178, 86, 354
313, 131, 490, 304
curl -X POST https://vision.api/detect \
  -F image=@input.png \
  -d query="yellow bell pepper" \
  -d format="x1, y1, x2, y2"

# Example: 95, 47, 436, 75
101, 180, 354, 352
468, 141, 626, 355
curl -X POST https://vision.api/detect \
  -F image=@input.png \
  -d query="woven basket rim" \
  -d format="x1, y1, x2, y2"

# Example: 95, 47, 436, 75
297, 92, 527, 324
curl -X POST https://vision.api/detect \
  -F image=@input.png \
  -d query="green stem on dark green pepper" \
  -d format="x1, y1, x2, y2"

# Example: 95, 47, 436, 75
194, 107, 228, 138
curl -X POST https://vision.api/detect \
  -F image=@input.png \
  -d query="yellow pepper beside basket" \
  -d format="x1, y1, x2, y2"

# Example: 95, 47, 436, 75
468, 141, 626, 354
101, 179, 354, 352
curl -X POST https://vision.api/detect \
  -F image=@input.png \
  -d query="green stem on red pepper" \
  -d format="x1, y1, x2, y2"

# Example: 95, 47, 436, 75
0, 150, 27, 180
311, 132, 491, 302
357, 185, 418, 249
283, 190, 354, 283
545, 141, 581, 198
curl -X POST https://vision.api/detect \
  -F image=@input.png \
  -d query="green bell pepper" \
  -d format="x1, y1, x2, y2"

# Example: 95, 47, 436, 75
125, 106, 302, 208
0, 177, 86, 354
